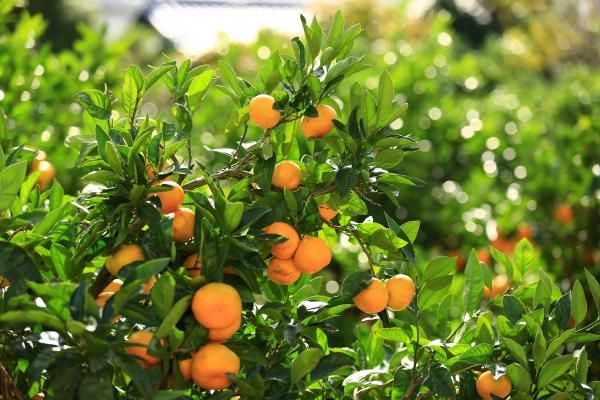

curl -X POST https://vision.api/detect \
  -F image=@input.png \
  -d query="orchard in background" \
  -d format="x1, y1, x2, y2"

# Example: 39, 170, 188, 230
1, 10, 600, 400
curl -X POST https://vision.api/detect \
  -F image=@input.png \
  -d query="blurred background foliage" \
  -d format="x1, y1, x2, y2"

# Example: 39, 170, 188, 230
3, 0, 599, 291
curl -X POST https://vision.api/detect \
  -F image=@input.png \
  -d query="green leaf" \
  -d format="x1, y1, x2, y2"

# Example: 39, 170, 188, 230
533, 332, 547, 370
122, 65, 144, 121
78, 371, 114, 400
584, 268, 600, 315
507, 363, 532, 392
374, 148, 404, 169
224, 201, 244, 233
310, 353, 354, 381
0, 107, 6, 140
372, 327, 410, 343
376, 71, 394, 127
502, 337, 529, 367
571, 280, 587, 326
218, 61, 241, 96
423, 363, 456, 399
291, 348, 323, 384
151, 273, 176, 319
339, 271, 373, 302
155, 295, 192, 338
335, 168, 359, 198
575, 347, 588, 384
513, 238, 534, 277
537, 355, 574, 389
188, 69, 216, 110
446, 344, 493, 372
503, 295, 526, 324
0, 160, 26, 212
74, 89, 111, 120
422, 256, 455, 283
463, 249, 484, 315
104, 142, 124, 176
326, 10, 344, 49
545, 329, 574, 361
144, 62, 176, 91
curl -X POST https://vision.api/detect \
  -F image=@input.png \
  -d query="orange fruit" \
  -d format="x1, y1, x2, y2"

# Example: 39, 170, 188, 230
179, 356, 193, 381
0, 275, 10, 289
147, 161, 172, 181
293, 235, 332, 274
248, 94, 280, 129
104, 279, 123, 293
183, 253, 202, 277
263, 222, 300, 259
476, 371, 512, 400
142, 276, 157, 295
172, 208, 195, 243
149, 181, 185, 214
483, 274, 510, 300
30, 150, 47, 170
32, 393, 45, 400
555, 203, 573, 224
125, 330, 162, 368
301, 104, 337, 138
192, 283, 242, 329
191, 343, 240, 390
96, 291, 115, 308
386, 274, 415, 311
354, 278, 389, 314
318, 203, 337, 221
267, 258, 301, 285
477, 249, 490, 266
208, 316, 241, 342
105, 244, 145, 276
32, 160, 56, 191
272, 160, 302, 190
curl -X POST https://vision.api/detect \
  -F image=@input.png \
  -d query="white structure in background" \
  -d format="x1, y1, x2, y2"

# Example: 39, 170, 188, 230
146, 0, 306, 56
74, 0, 152, 41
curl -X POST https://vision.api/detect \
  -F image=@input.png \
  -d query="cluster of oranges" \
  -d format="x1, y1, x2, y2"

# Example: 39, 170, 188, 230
353, 274, 416, 314
264, 222, 332, 285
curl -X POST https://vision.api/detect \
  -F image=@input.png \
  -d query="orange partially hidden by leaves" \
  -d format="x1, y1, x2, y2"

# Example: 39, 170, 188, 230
264, 222, 300, 259
172, 207, 195, 242
149, 181, 185, 214
192, 283, 242, 329
301, 104, 337, 138
96, 291, 115, 308
293, 235, 332, 274
555, 203, 574, 224
354, 278, 389, 314
248, 94, 280, 129
476, 371, 512, 400
483, 274, 510, 299
105, 244, 145, 276
179, 356, 193, 381
267, 257, 301, 285
272, 160, 302, 190
125, 330, 162, 368
104, 279, 123, 293
208, 316, 241, 342
147, 161, 172, 181
0, 275, 10, 289
386, 274, 415, 311
191, 343, 240, 390
318, 203, 337, 221
183, 253, 202, 277
32, 393, 45, 400
142, 276, 157, 295
477, 248, 490, 266
32, 160, 56, 191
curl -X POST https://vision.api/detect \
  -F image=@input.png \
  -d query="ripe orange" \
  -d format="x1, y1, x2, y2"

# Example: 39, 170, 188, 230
301, 104, 337, 138
477, 249, 490, 266
191, 343, 240, 390
248, 94, 280, 129
0, 275, 10, 289
208, 316, 241, 342
267, 257, 301, 285
476, 371, 512, 400
142, 276, 157, 295
263, 222, 300, 259
105, 244, 145, 276
172, 208, 195, 243
178, 356, 193, 381
483, 274, 510, 300
386, 274, 415, 311
104, 279, 123, 293
192, 283, 242, 329
272, 160, 302, 190
354, 278, 389, 314
149, 181, 185, 214
96, 291, 115, 308
30, 150, 47, 170
318, 203, 337, 221
555, 203, 574, 224
32, 160, 56, 191
293, 235, 332, 274
125, 330, 162, 368
183, 253, 202, 277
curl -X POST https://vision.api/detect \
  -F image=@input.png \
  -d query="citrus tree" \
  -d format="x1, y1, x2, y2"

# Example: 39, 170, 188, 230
1, 11, 600, 400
